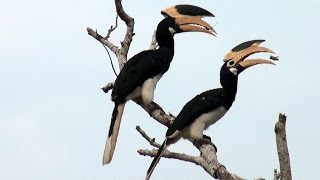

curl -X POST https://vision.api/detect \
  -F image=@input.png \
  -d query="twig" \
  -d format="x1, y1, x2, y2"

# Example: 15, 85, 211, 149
99, 14, 119, 76
136, 126, 161, 148
275, 113, 292, 180
138, 149, 197, 164
135, 127, 202, 164
87, 27, 119, 55
87, 0, 134, 71
105, 15, 119, 39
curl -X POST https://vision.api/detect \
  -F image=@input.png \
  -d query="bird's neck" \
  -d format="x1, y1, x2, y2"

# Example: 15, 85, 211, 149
157, 36, 174, 56
156, 19, 175, 57
221, 78, 238, 110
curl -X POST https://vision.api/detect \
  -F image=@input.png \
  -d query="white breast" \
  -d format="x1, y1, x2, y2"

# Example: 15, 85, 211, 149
182, 106, 227, 141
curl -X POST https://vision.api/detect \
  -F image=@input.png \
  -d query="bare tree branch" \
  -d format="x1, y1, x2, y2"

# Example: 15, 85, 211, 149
114, 0, 134, 69
149, 30, 157, 50
105, 15, 118, 39
87, 27, 119, 55
137, 126, 245, 180
133, 98, 174, 127
87, 0, 134, 70
136, 126, 161, 148
137, 126, 197, 163
114, 0, 132, 26
138, 149, 198, 164
275, 113, 292, 180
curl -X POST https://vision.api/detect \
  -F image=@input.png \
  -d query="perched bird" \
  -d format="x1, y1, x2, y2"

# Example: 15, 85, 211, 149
145, 39, 277, 179
103, 4, 216, 165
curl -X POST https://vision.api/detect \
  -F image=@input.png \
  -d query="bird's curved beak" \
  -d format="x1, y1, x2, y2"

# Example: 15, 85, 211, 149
224, 39, 277, 71
162, 5, 216, 36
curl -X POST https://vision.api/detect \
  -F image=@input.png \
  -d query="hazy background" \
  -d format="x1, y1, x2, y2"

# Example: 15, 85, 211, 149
1, 0, 319, 179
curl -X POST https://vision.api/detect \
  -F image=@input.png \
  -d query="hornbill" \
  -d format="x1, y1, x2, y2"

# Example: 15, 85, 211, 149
103, 5, 216, 165
145, 39, 277, 179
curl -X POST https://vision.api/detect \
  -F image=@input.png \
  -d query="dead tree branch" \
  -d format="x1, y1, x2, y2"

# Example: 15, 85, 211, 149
275, 113, 292, 180
87, 0, 134, 70
87, 28, 119, 55
137, 126, 245, 180
149, 30, 158, 50
136, 126, 161, 148
133, 98, 174, 127
138, 148, 197, 164
106, 15, 118, 39
114, 0, 134, 69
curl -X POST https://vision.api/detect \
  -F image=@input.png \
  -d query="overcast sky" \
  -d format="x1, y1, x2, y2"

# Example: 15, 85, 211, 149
1, 0, 320, 179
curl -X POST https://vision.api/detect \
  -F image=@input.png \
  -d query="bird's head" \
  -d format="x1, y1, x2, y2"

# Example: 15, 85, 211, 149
159, 4, 216, 36
222, 39, 277, 76
220, 40, 277, 89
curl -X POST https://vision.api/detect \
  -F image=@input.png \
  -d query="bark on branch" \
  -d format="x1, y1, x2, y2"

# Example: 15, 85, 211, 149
275, 113, 292, 180
114, 0, 134, 69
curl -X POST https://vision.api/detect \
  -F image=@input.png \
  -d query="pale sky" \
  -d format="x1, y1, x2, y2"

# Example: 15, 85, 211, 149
1, 0, 320, 179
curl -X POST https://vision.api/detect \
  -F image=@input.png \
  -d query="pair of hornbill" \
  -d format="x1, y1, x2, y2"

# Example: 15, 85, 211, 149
100, 4, 277, 180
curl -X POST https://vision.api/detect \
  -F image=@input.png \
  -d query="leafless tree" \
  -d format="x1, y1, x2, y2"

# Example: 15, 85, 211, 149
87, 1, 292, 179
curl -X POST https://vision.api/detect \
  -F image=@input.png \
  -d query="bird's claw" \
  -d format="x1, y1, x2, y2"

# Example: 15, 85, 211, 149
101, 82, 114, 93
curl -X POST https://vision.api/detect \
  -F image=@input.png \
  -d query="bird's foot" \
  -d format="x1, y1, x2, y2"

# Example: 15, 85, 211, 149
195, 134, 217, 152
101, 82, 114, 93
202, 134, 212, 142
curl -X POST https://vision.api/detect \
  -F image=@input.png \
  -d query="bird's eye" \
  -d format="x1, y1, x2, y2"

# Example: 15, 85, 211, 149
227, 60, 235, 67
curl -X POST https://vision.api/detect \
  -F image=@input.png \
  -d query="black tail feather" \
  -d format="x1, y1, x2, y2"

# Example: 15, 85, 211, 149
145, 138, 169, 180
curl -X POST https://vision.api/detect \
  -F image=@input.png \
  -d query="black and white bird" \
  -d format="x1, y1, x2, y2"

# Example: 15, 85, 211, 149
103, 5, 216, 165
145, 39, 277, 179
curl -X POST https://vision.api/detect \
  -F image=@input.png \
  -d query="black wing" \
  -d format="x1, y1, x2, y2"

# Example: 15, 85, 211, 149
166, 88, 225, 137
111, 48, 172, 103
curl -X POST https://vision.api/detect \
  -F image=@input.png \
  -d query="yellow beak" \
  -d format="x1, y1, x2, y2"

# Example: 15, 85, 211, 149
162, 5, 216, 36
224, 40, 277, 69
